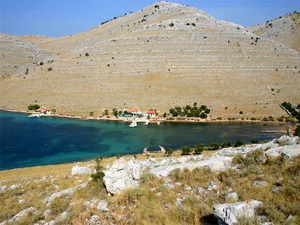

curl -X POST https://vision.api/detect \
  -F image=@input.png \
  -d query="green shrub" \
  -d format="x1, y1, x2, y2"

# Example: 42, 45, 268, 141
209, 142, 220, 150
234, 139, 244, 147
85, 52, 89, 56
221, 141, 232, 148
194, 143, 205, 154
181, 146, 192, 155
165, 148, 174, 156
47, 67, 52, 71
27, 104, 40, 110
91, 157, 105, 184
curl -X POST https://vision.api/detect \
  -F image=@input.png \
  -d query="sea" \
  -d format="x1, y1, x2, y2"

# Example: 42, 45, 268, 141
0, 110, 286, 170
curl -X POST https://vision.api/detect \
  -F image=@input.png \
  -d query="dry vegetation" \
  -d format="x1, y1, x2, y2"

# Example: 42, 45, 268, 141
0, 2, 299, 119
0, 151, 299, 224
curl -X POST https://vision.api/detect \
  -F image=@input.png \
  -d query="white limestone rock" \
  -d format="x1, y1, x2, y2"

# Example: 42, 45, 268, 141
213, 200, 262, 225
71, 165, 92, 175
149, 155, 233, 177
0, 185, 7, 194
103, 157, 142, 194
44, 188, 73, 205
225, 192, 239, 202
97, 200, 109, 212
0, 207, 36, 225
88, 215, 101, 225
265, 145, 300, 159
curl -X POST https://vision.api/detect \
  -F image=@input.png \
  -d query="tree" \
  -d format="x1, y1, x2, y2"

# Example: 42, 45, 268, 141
27, 104, 40, 110
209, 142, 220, 150
194, 143, 205, 154
103, 109, 109, 116
90, 111, 94, 116
185, 105, 191, 110
165, 148, 173, 157
221, 141, 232, 148
91, 157, 105, 183
205, 108, 211, 114
234, 140, 244, 147
181, 146, 192, 155
200, 113, 207, 119
47, 67, 52, 71
113, 108, 118, 117
200, 105, 207, 111
85, 52, 89, 57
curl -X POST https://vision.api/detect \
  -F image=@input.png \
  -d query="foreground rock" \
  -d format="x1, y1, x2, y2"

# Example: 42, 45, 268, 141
44, 182, 87, 205
213, 200, 262, 225
71, 165, 92, 175
103, 158, 142, 195
0, 207, 36, 225
102, 136, 300, 194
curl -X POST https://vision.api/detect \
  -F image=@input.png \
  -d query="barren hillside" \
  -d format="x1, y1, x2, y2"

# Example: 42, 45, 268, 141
248, 11, 300, 51
0, 2, 299, 118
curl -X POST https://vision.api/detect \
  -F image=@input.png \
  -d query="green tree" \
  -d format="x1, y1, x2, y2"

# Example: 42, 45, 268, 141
48, 67, 52, 71
103, 109, 109, 116
221, 141, 232, 148
181, 146, 192, 155
234, 139, 244, 147
194, 143, 205, 154
200, 105, 207, 111
200, 113, 207, 119
209, 142, 220, 150
27, 104, 40, 110
91, 157, 105, 183
205, 108, 211, 114
90, 111, 94, 116
165, 148, 174, 157
113, 108, 118, 117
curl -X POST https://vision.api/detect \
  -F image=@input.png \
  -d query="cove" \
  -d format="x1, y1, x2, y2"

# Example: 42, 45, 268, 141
0, 111, 286, 170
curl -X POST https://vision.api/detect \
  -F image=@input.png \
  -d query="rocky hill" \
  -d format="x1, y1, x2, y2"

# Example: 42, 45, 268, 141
0, 1, 299, 118
0, 135, 299, 224
248, 11, 300, 52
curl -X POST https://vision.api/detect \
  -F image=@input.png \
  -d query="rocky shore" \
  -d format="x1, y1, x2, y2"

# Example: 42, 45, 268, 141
0, 135, 299, 224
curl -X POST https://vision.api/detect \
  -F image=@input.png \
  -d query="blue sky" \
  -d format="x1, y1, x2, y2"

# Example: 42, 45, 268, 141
0, 0, 299, 37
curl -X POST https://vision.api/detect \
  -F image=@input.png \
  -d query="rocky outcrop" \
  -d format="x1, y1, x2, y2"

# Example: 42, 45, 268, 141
213, 200, 262, 225
103, 158, 142, 195
102, 136, 299, 195
71, 165, 92, 175
149, 155, 233, 177
0, 207, 36, 225
44, 182, 87, 205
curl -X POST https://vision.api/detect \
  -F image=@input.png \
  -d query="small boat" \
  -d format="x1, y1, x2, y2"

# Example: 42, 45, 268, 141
157, 121, 161, 125
129, 120, 137, 128
145, 120, 149, 125
28, 114, 42, 118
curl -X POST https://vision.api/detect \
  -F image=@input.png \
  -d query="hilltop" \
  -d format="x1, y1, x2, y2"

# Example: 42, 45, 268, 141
0, 1, 299, 119
248, 11, 300, 51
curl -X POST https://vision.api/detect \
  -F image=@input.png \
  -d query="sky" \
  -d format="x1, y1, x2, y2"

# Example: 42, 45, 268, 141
0, 0, 299, 37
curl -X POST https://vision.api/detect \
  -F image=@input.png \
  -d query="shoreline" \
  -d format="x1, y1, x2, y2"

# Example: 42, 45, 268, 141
0, 107, 290, 126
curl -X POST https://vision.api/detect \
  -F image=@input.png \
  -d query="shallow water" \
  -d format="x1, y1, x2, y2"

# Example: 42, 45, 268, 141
0, 111, 285, 170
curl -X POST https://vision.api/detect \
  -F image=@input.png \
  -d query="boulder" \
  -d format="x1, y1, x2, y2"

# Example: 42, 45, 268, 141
44, 188, 74, 205
225, 192, 239, 202
252, 181, 268, 187
149, 156, 233, 177
88, 215, 101, 225
265, 145, 300, 159
103, 157, 142, 194
278, 135, 299, 145
71, 165, 91, 175
97, 200, 109, 212
0, 185, 7, 194
0, 207, 36, 224
213, 200, 262, 225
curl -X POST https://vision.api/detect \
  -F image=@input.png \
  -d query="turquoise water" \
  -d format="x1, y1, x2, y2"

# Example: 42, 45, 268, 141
0, 111, 285, 170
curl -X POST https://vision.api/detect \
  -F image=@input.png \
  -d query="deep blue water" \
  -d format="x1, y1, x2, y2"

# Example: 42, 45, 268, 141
0, 111, 285, 170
